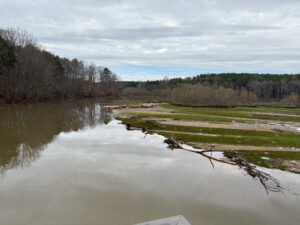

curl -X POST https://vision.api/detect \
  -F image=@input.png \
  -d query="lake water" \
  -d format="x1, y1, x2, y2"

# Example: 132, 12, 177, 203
0, 99, 300, 225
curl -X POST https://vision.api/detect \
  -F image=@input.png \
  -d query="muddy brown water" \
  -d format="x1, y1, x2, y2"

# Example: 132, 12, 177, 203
0, 99, 300, 225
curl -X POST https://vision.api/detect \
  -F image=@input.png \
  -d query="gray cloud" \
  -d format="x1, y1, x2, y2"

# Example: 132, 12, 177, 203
1, 0, 300, 78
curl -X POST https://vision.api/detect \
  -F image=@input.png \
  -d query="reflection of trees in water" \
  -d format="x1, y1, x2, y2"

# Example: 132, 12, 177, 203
0, 99, 113, 175
0, 144, 42, 177
101, 107, 113, 124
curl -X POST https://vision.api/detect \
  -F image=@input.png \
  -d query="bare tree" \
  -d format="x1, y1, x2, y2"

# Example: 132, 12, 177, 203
0, 27, 36, 47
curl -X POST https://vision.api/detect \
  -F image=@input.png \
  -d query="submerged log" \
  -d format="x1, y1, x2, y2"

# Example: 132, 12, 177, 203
126, 123, 148, 133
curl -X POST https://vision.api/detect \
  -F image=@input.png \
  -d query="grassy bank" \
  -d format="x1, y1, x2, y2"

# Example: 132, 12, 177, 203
116, 103, 300, 173
127, 112, 253, 124
160, 103, 300, 122
118, 118, 300, 148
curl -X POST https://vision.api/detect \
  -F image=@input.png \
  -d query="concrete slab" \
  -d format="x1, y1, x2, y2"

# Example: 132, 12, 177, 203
134, 215, 191, 225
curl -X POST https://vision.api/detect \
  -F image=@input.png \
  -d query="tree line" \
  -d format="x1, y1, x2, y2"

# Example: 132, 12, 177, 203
177, 73, 300, 100
122, 73, 300, 106
0, 28, 119, 102
1, 28, 299, 106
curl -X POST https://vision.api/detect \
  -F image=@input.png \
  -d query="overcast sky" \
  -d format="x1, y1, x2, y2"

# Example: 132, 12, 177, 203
1, 0, 300, 80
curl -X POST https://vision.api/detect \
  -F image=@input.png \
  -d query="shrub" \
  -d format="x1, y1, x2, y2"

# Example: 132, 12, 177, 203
280, 93, 300, 106
170, 84, 237, 107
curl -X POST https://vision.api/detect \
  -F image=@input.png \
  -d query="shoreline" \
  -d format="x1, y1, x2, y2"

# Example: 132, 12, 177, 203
112, 102, 300, 173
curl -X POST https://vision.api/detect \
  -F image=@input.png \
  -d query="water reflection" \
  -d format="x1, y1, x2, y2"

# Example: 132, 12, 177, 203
0, 99, 113, 175
1, 100, 300, 225
0, 119, 299, 225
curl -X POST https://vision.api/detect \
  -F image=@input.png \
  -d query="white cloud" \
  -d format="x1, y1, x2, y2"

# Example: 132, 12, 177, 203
1, 0, 300, 78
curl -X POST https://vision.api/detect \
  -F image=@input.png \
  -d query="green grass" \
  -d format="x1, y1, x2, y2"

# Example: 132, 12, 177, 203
117, 104, 300, 173
127, 112, 252, 124
117, 115, 300, 173
226, 151, 300, 173
161, 103, 253, 118
117, 118, 300, 148
118, 118, 290, 137
236, 106, 300, 115
160, 103, 300, 122
250, 114, 300, 122
156, 131, 300, 148
117, 118, 164, 130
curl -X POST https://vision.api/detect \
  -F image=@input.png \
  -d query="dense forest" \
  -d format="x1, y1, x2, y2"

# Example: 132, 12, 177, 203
0, 28, 119, 102
1, 28, 299, 106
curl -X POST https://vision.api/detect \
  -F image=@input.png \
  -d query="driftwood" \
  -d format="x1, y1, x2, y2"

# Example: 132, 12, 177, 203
125, 121, 284, 194
126, 124, 148, 133
164, 136, 283, 194
225, 151, 283, 193
164, 136, 182, 149
126, 119, 164, 133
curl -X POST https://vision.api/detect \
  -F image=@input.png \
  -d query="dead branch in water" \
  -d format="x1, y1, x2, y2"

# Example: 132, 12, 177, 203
164, 136, 284, 194
225, 151, 283, 194
126, 119, 163, 133
164, 136, 182, 149
126, 124, 148, 133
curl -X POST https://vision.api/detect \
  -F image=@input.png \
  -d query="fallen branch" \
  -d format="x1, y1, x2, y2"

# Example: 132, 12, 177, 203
164, 136, 182, 149
126, 124, 148, 133
164, 136, 284, 194
225, 151, 283, 194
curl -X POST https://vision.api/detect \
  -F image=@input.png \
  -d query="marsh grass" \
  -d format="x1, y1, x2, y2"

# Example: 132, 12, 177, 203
160, 103, 300, 122
117, 103, 300, 173
127, 112, 251, 124
236, 106, 300, 115
156, 131, 300, 148
118, 118, 300, 148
